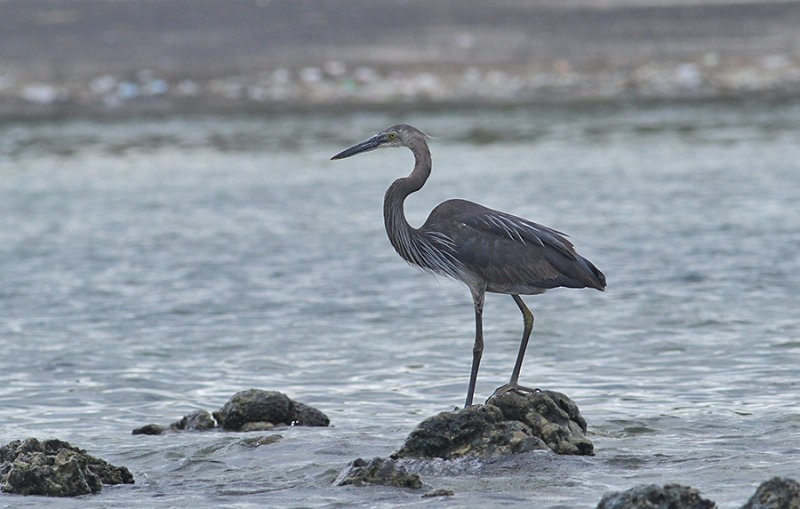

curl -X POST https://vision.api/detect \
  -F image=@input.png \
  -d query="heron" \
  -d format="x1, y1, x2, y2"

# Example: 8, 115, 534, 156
331, 124, 605, 408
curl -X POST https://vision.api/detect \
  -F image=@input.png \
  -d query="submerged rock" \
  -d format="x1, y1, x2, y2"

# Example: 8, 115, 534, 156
0, 438, 134, 497
132, 410, 216, 435
169, 410, 216, 431
131, 423, 166, 435
741, 477, 800, 509
597, 484, 716, 509
132, 389, 330, 434
240, 435, 282, 448
213, 389, 330, 430
393, 389, 591, 459
422, 488, 455, 498
334, 457, 422, 489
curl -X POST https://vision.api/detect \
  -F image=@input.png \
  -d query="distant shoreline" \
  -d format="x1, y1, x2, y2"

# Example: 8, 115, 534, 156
2, 0, 799, 117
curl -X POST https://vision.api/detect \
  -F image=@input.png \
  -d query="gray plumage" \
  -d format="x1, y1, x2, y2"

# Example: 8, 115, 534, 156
332, 124, 605, 407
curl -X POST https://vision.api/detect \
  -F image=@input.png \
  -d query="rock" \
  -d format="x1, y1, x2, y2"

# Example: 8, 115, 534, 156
486, 390, 594, 455
0, 438, 134, 497
213, 389, 293, 430
293, 401, 331, 427
422, 488, 455, 498
240, 421, 275, 432
131, 424, 166, 435
240, 435, 282, 448
741, 477, 800, 509
213, 389, 329, 431
132, 410, 217, 435
392, 403, 547, 460
597, 484, 716, 509
169, 410, 216, 431
333, 457, 422, 489
133, 390, 330, 434
392, 389, 592, 459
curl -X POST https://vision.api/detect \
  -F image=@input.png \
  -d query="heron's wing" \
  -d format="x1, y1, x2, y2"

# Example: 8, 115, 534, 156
463, 210, 578, 260
431, 202, 603, 291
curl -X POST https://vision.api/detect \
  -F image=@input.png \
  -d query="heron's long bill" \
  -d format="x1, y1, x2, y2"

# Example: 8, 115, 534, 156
331, 135, 383, 160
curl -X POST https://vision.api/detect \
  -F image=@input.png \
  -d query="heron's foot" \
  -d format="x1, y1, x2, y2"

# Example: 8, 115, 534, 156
486, 382, 540, 403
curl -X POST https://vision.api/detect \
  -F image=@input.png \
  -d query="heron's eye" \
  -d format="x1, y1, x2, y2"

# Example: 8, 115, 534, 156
387, 132, 397, 140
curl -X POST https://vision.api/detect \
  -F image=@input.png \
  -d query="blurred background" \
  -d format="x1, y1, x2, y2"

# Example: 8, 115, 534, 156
2, 0, 800, 116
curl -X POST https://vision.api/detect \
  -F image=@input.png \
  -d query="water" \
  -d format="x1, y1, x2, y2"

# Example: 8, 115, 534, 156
1, 101, 799, 508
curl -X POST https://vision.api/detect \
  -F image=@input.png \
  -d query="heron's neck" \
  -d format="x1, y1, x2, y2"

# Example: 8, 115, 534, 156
383, 143, 431, 263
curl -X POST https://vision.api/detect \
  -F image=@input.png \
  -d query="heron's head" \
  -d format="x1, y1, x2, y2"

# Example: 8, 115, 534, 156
331, 124, 428, 160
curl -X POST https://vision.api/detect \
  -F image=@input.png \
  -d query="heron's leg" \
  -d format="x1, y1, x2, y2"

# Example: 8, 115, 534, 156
465, 290, 485, 407
509, 294, 533, 386
488, 294, 539, 401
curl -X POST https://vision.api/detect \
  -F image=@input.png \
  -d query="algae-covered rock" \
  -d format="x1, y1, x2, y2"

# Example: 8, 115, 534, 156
334, 457, 422, 489
486, 389, 593, 455
392, 389, 591, 459
213, 389, 329, 430
392, 403, 546, 459
597, 483, 716, 509
0, 438, 134, 497
741, 477, 800, 509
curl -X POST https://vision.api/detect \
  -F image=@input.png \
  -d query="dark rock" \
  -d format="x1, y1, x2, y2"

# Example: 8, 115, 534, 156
0, 438, 134, 497
333, 457, 422, 489
392, 389, 592, 460
131, 424, 166, 435
213, 389, 293, 430
422, 488, 455, 498
741, 477, 800, 509
169, 410, 217, 431
133, 390, 330, 434
293, 401, 331, 427
486, 390, 594, 455
393, 403, 547, 460
213, 389, 330, 431
597, 484, 716, 509
133, 411, 217, 435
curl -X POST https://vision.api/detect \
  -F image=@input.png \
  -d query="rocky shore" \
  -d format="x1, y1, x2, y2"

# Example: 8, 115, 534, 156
2, 389, 798, 506
2, 0, 799, 117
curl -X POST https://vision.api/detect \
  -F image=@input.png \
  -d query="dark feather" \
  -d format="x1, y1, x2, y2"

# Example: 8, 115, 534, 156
421, 199, 606, 294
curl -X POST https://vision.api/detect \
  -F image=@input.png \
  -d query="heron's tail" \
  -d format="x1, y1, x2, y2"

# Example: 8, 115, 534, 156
580, 256, 606, 291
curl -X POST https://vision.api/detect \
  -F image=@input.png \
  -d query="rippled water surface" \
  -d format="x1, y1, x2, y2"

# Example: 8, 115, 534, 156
1, 102, 799, 508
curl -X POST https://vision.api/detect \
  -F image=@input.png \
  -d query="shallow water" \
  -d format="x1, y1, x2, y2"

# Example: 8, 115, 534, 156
1, 101, 799, 508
